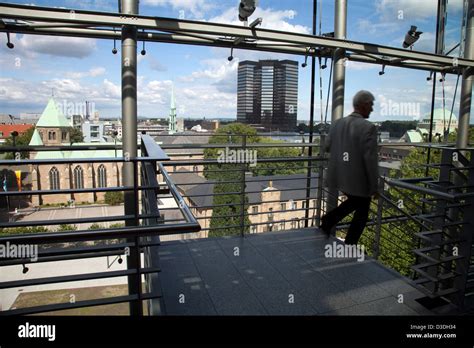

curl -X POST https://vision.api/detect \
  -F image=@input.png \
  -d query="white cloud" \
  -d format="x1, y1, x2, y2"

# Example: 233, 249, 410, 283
16, 35, 97, 59
376, 0, 464, 22
65, 67, 106, 79
180, 58, 238, 82
209, 7, 310, 34
142, 0, 214, 18
102, 79, 121, 99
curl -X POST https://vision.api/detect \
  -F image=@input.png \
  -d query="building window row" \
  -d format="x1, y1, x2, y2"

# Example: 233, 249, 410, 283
48, 165, 108, 191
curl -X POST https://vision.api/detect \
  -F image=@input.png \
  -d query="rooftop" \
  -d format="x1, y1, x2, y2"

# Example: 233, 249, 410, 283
159, 228, 451, 315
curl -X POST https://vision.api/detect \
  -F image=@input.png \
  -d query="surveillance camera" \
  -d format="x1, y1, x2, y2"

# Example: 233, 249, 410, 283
379, 71, 385, 76
228, 55, 234, 61
112, 48, 118, 54
6, 42, 14, 49
403, 25, 422, 48
301, 62, 307, 68
239, 0, 257, 21
141, 49, 146, 55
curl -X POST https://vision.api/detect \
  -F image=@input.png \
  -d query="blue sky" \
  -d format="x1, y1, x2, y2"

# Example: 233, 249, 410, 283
0, 0, 472, 124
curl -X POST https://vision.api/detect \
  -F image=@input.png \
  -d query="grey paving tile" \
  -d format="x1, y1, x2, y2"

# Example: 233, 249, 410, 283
217, 238, 319, 314
159, 245, 216, 315
157, 229, 435, 316
205, 282, 268, 315
318, 261, 392, 304
345, 260, 419, 296
251, 241, 356, 312
185, 240, 268, 315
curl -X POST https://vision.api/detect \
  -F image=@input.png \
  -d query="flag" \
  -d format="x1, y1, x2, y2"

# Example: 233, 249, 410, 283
15, 170, 21, 192
2, 176, 6, 192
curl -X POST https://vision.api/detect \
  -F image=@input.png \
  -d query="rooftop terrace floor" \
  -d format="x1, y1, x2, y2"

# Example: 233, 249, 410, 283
158, 228, 453, 315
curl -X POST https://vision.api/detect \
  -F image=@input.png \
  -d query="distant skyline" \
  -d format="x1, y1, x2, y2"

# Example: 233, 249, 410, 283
0, 0, 473, 124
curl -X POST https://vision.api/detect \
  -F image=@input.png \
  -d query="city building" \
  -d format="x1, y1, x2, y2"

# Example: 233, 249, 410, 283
401, 109, 458, 143
237, 60, 298, 132
29, 98, 122, 205
171, 170, 321, 239
0, 124, 33, 144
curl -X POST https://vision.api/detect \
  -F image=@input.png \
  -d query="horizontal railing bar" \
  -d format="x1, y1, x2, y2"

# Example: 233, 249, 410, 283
175, 175, 319, 187
0, 214, 135, 229
0, 156, 165, 166
0, 222, 201, 243
0, 186, 169, 197
158, 163, 200, 226
0, 240, 164, 266
168, 164, 321, 175
187, 198, 319, 211
183, 186, 320, 199
385, 177, 457, 201
162, 157, 324, 166
0, 266, 160, 289
1, 293, 150, 316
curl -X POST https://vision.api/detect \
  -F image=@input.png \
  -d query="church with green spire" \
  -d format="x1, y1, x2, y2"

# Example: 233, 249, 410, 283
29, 98, 122, 206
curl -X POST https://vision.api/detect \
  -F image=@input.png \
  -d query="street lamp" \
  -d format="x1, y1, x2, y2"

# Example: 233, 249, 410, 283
112, 130, 118, 157
11, 131, 18, 159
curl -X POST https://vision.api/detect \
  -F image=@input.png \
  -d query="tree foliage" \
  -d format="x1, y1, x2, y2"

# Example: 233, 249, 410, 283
105, 191, 124, 205
2, 127, 35, 159
356, 126, 474, 276
69, 127, 84, 144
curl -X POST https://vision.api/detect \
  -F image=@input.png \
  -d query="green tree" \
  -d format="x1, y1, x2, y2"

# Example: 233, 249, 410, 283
356, 126, 474, 276
204, 123, 257, 237
69, 127, 84, 144
203, 123, 308, 237
3, 127, 35, 159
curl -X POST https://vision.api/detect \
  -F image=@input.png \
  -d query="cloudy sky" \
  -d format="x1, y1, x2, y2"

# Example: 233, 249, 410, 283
0, 0, 472, 123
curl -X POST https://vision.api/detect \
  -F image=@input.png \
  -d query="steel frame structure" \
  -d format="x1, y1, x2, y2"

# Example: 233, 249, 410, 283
0, 2, 473, 73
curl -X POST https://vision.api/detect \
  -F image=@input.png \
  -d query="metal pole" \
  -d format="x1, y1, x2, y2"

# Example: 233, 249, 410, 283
457, 0, 473, 150
304, 0, 317, 228
327, 0, 347, 233
240, 134, 247, 237
450, 0, 474, 308
121, 0, 141, 316
425, 0, 445, 176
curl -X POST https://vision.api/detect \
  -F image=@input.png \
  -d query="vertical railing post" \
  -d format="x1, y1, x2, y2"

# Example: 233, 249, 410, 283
373, 178, 384, 260
239, 134, 247, 237
304, 0, 318, 228
315, 134, 325, 228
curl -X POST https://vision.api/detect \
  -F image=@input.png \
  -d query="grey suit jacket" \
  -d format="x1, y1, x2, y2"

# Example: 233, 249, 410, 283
325, 112, 379, 197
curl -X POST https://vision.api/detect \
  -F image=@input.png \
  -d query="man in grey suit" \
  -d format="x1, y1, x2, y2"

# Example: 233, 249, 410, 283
320, 90, 379, 245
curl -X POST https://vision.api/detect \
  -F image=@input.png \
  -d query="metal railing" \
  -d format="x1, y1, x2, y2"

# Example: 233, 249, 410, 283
0, 135, 200, 315
1, 134, 473, 313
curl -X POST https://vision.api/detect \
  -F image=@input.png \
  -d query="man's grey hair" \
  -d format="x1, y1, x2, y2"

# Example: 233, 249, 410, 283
353, 90, 375, 108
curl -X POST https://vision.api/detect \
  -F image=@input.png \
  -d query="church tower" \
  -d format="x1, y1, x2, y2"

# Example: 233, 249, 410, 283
33, 98, 70, 146
168, 85, 177, 135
